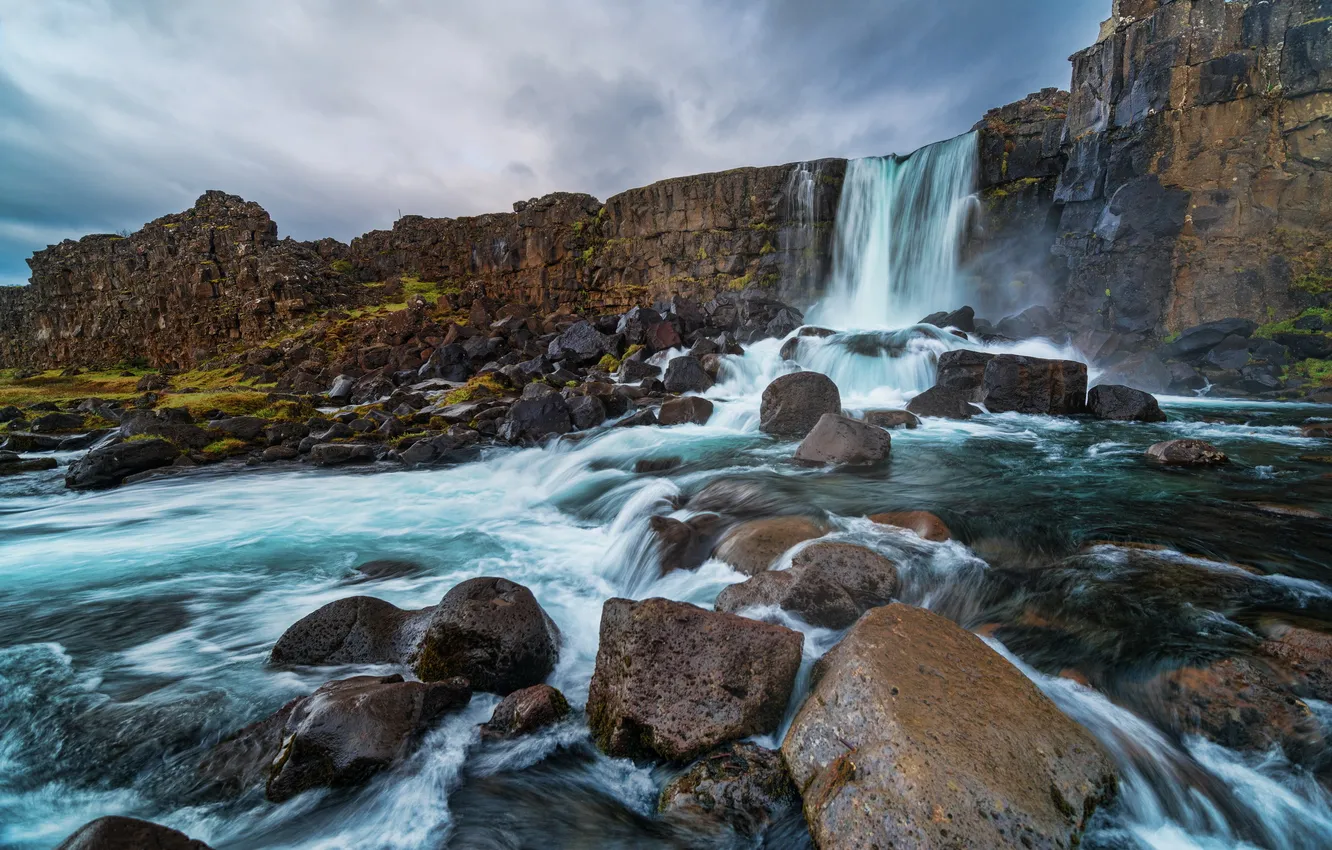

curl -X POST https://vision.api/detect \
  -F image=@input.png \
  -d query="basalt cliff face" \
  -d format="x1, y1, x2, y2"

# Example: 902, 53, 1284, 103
1, 0, 1329, 371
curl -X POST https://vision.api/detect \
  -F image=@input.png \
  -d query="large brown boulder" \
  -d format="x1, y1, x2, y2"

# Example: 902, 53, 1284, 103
868, 510, 953, 542
783, 604, 1117, 849
759, 371, 841, 438
480, 683, 571, 740
658, 396, 714, 426
981, 354, 1088, 415
56, 817, 213, 850
793, 413, 891, 467
713, 516, 826, 576
659, 741, 805, 839
414, 577, 561, 694
586, 598, 803, 762
199, 674, 471, 802
715, 542, 899, 629
270, 596, 430, 665
863, 409, 919, 430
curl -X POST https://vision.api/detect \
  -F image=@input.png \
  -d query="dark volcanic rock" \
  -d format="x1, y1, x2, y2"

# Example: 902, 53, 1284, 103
1088, 384, 1167, 422
270, 596, 430, 665
759, 371, 841, 438
199, 674, 470, 802
921, 305, 976, 332
0, 455, 59, 475
479, 683, 571, 740
547, 321, 609, 365
793, 413, 891, 467
567, 394, 607, 430
499, 394, 572, 443
905, 385, 977, 419
935, 348, 995, 400
659, 741, 804, 838
309, 443, 376, 466
713, 516, 825, 576
658, 396, 714, 426
662, 355, 715, 394
56, 816, 214, 850
783, 604, 1116, 850
1147, 439, 1229, 467
65, 438, 180, 489
414, 577, 560, 695
716, 541, 899, 629
650, 513, 723, 575
863, 409, 919, 430
586, 597, 803, 762
418, 344, 471, 381
982, 354, 1087, 415
30, 411, 85, 433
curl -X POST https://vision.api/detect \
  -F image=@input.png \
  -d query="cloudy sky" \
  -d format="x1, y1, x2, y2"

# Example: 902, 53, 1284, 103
0, 0, 1107, 285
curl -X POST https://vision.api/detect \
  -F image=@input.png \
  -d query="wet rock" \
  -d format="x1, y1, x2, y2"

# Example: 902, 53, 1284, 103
0, 455, 58, 475
479, 683, 571, 740
587, 597, 803, 762
793, 413, 891, 467
920, 305, 976, 332
619, 357, 661, 382
1087, 384, 1167, 422
1, 431, 64, 452
1159, 319, 1258, 364
614, 408, 658, 428
783, 604, 1117, 850
759, 371, 841, 438
981, 354, 1088, 415
261, 445, 298, 462
650, 513, 724, 575
65, 438, 180, 490
353, 559, 427, 580
265, 421, 309, 445
55, 816, 213, 850
414, 577, 561, 694
1146, 439, 1229, 466
1301, 422, 1332, 439
30, 411, 85, 433
547, 321, 609, 365
935, 348, 995, 400
713, 516, 825, 576
499, 394, 572, 443
863, 409, 918, 430
1167, 361, 1206, 393
662, 355, 714, 394
716, 541, 899, 629
1260, 627, 1332, 703
418, 343, 472, 381
905, 385, 977, 419
635, 457, 682, 474
616, 306, 661, 345
328, 374, 356, 402
0, 405, 22, 423
567, 394, 607, 430
399, 434, 463, 467
199, 674, 471, 802
659, 742, 804, 839
658, 396, 714, 426
270, 596, 430, 665
645, 321, 683, 352
868, 510, 952, 542
308, 442, 376, 466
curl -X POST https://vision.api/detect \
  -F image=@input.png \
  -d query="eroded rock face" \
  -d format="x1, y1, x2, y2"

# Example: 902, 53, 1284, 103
479, 683, 571, 740
199, 674, 471, 802
270, 596, 430, 665
1147, 438, 1229, 466
55, 816, 214, 850
783, 604, 1117, 850
1088, 384, 1167, 422
982, 354, 1088, 415
414, 577, 561, 694
587, 597, 803, 762
659, 742, 805, 839
65, 438, 180, 490
713, 516, 826, 576
759, 372, 841, 438
715, 541, 899, 629
793, 413, 891, 467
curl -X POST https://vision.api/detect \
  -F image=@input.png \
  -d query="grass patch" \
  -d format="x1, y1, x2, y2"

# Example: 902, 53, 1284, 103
201, 438, 249, 458
1287, 358, 1332, 385
1255, 307, 1332, 338
157, 390, 269, 418
444, 374, 510, 405
0, 369, 145, 407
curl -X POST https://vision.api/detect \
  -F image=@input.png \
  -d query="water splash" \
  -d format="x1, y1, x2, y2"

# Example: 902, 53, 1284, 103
810, 132, 979, 330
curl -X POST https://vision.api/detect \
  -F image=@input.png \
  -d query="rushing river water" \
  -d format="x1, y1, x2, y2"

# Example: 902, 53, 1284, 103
3, 136, 1332, 849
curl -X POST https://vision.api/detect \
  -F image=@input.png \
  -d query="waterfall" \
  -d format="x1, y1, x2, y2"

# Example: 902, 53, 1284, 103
810, 132, 979, 330
778, 161, 822, 294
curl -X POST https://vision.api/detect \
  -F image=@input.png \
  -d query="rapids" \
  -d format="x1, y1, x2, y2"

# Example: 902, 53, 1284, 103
3, 137, 1332, 850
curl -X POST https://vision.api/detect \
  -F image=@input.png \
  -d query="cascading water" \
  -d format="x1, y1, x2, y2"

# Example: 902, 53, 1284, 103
778, 161, 821, 293
810, 131, 979, 331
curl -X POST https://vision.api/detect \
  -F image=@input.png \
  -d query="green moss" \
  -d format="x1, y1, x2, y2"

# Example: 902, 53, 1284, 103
444, 374, 509, 405
201, 438, 249, 458
696, 246, 709, 261
1293, 273, 1332, 295
597, 354, 621, 372
158, 390, 269, 417
581, 246, 596, 262
759, 242, 775, 255
725, 272, 755, 291
330, 259, 353, 274
1255, 308, 1332, 339
1288, 358, 1332, 385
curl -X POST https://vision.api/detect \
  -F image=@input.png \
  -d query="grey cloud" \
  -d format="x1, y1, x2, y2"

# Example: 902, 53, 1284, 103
0, 0, 1109, 285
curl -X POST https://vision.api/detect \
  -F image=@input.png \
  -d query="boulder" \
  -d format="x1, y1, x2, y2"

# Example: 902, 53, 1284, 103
920, 305, 976, 332
645, 321, 684, 352
499, 394, 572, 443
586, 597, 803, 761
716, 541, 899, 629
863, 409, 919, 430
662, 356, 715, 394
567, 394, 607, 430
399, 434, 463, 467
905, 385, 977, 419
658, 742, 804, 839
1159, 318, 1258, 364
713, 516, 826, 576
418, 343, 471, 381
136, 373, 170, 392
308, 443, 376, 466
328, 374, 356, 402
658, 396, 714, 426
1087, 384, 1167, 422
479, 684, 571, 740
868, 510, 952, 542
55, 816, 213, 850
0, 455, 58, 475
783, 604, 1117, 849
547, 321, 609, 365
759, 372, 841, 438
270, 596, 430, 665
414, 577, 561, 694
119, 410, 212, 449
793, 413, 891, 467
981, 354, 1088, 415
935, 349, 995, 400
1301, 422, 1332, 438
210, 416, 269, 441
619, 356, 661, 382
65, 438, 180, 490
614, 408, 658, 428
199, 674, 471, 802
30, 411, 86, 433
650, 513, 724, 575
1146, 439, 1229, 466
